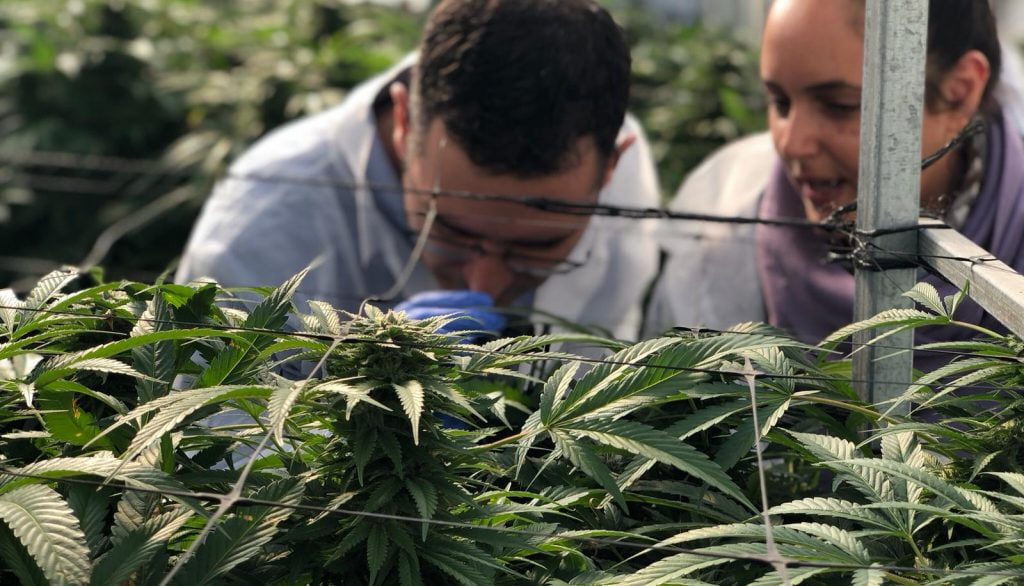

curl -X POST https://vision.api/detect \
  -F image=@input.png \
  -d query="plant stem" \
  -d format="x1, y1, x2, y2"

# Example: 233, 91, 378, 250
470, 430, 532, 452
949, 320, 1004, 340
883, 572, 920, 586
798, 395, 899, 424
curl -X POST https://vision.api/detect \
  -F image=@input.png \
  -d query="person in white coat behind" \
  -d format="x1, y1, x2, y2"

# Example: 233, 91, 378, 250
646, 0, 1024, 360
177, 0, 661, 342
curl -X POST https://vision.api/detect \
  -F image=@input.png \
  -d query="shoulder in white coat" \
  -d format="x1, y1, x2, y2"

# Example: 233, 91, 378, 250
533, 113, 663, 342
643, 132, 776, 336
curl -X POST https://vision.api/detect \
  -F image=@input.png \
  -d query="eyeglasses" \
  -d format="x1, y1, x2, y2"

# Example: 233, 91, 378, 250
421, 231, 591, 278
403, 133, 593, 278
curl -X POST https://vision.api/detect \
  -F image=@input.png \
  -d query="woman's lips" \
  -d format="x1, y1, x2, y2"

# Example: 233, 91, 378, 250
797, 177, 848, 209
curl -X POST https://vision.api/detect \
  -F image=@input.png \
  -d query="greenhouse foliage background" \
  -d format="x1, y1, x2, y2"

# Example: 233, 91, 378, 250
3, 1, 1024, 585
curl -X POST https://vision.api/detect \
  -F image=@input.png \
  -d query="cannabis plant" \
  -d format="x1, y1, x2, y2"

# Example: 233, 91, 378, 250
1, 271, 1023, 585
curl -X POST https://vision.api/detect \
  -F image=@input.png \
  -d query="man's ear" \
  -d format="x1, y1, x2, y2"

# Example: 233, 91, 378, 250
935, 49, 991, 128
599, 133, 636, 189
390, 81, 410, 163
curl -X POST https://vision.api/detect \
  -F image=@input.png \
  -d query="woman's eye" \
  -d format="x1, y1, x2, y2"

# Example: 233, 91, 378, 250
768, 97, 791, 117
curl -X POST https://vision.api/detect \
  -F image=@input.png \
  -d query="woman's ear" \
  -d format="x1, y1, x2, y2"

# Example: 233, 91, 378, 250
935, 49, 991, 124
390, 81, 410, 163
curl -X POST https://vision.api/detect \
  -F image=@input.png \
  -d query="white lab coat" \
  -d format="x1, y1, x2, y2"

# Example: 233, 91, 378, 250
643, 133, 775, 337
177, 57, 662, 341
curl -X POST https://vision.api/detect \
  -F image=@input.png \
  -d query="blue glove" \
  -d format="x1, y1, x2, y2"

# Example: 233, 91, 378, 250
395, 290, 507, 336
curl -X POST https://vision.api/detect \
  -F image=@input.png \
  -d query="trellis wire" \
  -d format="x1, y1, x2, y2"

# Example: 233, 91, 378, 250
0, 148, 950, 237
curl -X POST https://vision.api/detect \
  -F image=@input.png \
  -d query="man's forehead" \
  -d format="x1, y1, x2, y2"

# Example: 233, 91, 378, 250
418, 120, 606, 200
424, 200, 586, 243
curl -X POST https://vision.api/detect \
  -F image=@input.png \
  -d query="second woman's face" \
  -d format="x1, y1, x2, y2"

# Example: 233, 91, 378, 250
761, 0, 864, 222
761, 0, 953, 223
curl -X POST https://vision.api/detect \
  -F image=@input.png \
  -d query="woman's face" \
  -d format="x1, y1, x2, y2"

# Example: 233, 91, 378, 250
761, 0, 957, 223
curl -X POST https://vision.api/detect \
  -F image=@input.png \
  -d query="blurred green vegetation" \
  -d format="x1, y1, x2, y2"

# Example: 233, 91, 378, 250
0, 0, 764, 290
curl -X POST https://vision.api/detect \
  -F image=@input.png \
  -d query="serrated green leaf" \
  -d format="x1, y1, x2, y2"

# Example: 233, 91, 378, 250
851, 566, 886, 586
0, 484, 90, 586
824, 309, 944, 346
171, 479, 303, 586
0, 522, 49, 586
553, 338, 678, 421
194, 345, 251, 388
421, 548, 492, 586
398, 551, 421, 586
131, 296, 176, 401
91, 509, 192, 586
327, 523, 370, 563
880, 357, 1006, 417
784, 522, 871, 564
0, 288, 23, 333
405, 478, 438, 541
713, 417, 756, 471
568, 419, 753, 510
539, 361, 579, 423
913, 365, 1015, 414
748, 566, 829, 586
378, 429, 404, 477
315, 380, 391, 419
551, 430, 626, 509
366, 523, 389, 585
944, 282, 970, 316
788, 432, 894, 503
33, 328, 245, 387
63, 357, 152, 380
766, 498, 893, 530
990, 473, 1024, 498
616, 550, 731, 586
304, 300, 343, 335
65, 484, 109, 557
903, 282, 947, 316
243, 267, 309, 332
23, 269, 79, 313
89, 385, 273, 469
267, 378, 305, 446
841, 459, 997, 522
426, 380, 483, 422
393, 380, 424, 445
0, 455, 185, 498
464, 332, 617, 371
352, 426, 377, 486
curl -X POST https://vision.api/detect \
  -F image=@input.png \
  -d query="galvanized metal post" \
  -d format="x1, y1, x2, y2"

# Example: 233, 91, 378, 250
853, 0, 928, 408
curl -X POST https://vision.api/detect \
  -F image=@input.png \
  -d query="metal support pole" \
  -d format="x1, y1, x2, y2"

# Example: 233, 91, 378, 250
853, 0, 928, 409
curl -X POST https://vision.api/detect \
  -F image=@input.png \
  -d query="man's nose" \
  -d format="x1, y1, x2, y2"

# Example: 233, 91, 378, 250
462, 251, 515, 303
775, 107, 821, 161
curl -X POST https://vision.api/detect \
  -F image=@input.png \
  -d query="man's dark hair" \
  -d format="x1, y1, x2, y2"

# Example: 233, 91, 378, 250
410, 0, 631, 177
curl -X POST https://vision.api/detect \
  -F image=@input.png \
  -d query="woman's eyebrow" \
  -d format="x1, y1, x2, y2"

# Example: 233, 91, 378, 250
763, 80, 861, 94
806, 81, 862, 93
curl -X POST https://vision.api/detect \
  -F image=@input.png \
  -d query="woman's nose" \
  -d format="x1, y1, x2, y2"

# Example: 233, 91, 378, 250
775, 107, 820, 161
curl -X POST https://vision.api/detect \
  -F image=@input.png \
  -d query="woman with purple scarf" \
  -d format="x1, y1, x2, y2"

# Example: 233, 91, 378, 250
645, 0, 1023, 360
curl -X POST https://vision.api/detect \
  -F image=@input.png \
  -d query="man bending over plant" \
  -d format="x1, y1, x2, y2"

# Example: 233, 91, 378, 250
176, 0, 660, 341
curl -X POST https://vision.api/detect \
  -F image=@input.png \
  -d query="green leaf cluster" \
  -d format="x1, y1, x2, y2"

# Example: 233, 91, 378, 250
1, 271, 1023, 583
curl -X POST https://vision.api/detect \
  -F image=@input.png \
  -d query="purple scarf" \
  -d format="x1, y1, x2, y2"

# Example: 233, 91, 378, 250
756, 112, 1024, 358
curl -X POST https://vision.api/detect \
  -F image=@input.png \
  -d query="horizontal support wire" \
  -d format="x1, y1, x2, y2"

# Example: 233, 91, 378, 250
0, 148, 949, 236
0, 468, 1020, 580
1, 302, 1020, 396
